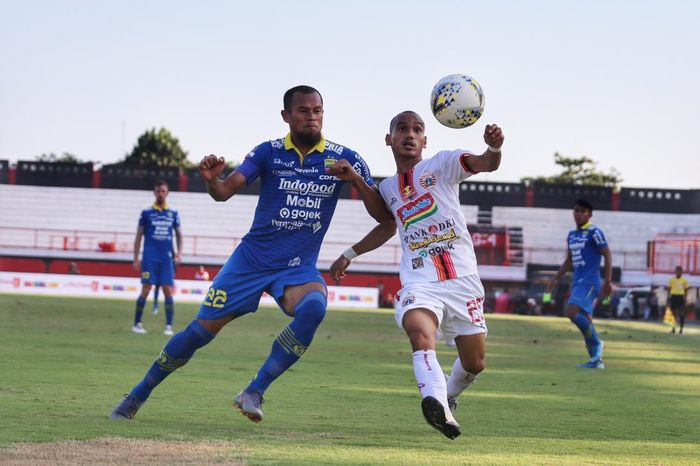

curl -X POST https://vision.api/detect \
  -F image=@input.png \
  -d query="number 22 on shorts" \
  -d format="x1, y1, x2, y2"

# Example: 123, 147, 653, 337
203, 287, 227, 308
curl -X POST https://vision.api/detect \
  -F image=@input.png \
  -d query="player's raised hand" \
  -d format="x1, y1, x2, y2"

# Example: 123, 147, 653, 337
484, 124, 504, 150
330, 255, 351, 282
326, 159, 361, 183
199, 154, 226, 182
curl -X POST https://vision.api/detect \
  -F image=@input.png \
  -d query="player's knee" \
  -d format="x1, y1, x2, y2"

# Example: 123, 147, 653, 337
464, 357, 486, 375
406, 329, 435, 350
295, 290, 327, 326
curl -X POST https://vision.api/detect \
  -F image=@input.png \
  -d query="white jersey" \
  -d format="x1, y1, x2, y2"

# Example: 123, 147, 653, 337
378, 149, 478, 285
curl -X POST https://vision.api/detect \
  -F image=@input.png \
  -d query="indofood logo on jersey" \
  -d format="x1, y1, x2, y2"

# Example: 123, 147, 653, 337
278, 178, 336, 196
396, 193, 438, 230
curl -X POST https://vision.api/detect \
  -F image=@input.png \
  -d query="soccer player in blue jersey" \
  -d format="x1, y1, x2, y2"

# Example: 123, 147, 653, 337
131, 180, 182, 336
110, 85, 393, 422
545, 199, 613, 369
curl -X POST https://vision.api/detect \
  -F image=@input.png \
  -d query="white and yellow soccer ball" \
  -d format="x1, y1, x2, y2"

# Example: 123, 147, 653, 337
430, 74, 484, 129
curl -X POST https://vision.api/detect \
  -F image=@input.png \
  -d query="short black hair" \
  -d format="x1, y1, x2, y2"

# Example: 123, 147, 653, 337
154, 180, 168, 189
389, 110, 422, 132
283, 85, 322, 111
575, 198, 593, 212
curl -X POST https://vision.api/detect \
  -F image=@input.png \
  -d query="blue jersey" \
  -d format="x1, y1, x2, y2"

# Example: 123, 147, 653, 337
138, 204, 180, 262
234, 133, 374, 270
567, 222, 608, 285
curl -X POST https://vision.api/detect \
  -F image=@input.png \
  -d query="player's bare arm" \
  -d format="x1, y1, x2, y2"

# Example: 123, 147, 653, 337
133, 227, 144, 271
546, 250, 572, 294
330, 221, 397, 281
600, 246, 613, 298
326, 160, 394, 224
464, 124, 504, 174
174, 227, 183, 265
199, 154, 247, 202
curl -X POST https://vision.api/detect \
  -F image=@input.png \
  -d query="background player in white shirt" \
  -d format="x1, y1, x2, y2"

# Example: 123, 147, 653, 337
329, 111, 504, 439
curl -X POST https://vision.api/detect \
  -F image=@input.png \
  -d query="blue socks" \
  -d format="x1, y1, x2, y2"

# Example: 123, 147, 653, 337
130, 320, 215, 402
134, 296, 146, 325
165, 297, 174, 326
247, 291, 327, 394
571, 311, 600, 357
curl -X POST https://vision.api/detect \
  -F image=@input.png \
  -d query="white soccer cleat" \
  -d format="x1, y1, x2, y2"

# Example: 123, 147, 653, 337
132, 323, 147, 334
152, 306, 159, 316
164, 325, 174, 336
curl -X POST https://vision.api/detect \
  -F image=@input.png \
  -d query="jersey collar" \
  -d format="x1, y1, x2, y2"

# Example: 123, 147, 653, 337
152, 203, 169, 211
578, 221, 592, 230
284, 133, 326, 164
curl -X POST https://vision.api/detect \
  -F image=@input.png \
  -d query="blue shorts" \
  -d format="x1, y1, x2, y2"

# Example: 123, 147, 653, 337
196, 250, 325, 320
141, 259, 175, 286
567, 281, 600, 314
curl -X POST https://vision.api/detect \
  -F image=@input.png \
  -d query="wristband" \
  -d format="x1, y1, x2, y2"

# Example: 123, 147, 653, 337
487, 146, 502, 153
342, 247, 358, 261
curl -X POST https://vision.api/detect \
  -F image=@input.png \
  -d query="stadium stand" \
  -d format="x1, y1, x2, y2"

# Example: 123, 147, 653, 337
15, 161, 93, 188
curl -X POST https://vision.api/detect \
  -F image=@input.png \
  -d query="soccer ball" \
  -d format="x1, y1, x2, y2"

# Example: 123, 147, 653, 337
430, 74, 484, 129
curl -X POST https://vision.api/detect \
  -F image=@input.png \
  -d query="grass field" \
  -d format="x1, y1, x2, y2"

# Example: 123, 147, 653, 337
1, 294, 699, 465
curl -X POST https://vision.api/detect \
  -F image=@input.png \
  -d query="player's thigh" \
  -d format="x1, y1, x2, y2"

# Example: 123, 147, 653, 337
271, 266, 326, 315
161, 285, 173, 298
441, 275, 488, 344
157, 260, 175, 287
197, 267, 269, 321
567, 282, 599, 314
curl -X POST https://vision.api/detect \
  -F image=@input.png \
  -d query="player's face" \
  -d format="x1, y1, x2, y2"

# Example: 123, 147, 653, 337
573, 205, 591, 227
154, 185, 169, 205
385, 113, 427, 160
282, 92, 323, 147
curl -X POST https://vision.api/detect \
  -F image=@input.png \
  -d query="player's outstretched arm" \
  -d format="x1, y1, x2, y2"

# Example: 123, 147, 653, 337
133, 227, 144, 271
546, 250, 572, 294
464, 124, 504, 174
326, 160, 393, 224
330, 221, 397, 281
199, 154, 247, 202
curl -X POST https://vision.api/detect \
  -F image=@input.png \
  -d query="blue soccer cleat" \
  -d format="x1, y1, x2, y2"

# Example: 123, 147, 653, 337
234, 389, 264, 423
576, 360, 605, 369
109, 394, 143, 420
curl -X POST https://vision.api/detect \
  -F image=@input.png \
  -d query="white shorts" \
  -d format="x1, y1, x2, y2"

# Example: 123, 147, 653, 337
395, 274, 487, 345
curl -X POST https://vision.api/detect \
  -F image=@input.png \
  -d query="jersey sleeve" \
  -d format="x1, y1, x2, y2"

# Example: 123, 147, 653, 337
431, 149, 476, 183
347, 150, 375, 187
138, 210, 148, 229
235, 142, 270, 184
174, 211, 181, 229
592, 227, 608, 250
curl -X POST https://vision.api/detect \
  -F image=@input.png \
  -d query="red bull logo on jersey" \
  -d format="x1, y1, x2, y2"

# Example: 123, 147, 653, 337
396, 193, 438, 230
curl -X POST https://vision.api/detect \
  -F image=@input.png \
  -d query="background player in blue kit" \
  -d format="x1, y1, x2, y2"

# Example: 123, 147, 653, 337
546, 199, 612, 369
131, 180, 182, 336
110, 85, 393, 421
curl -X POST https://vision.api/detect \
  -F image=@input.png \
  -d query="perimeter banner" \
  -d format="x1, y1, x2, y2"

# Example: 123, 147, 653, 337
0, 272, 379, 309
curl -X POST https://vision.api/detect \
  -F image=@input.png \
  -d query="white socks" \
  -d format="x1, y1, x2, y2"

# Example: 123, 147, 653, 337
412, 349, 449, 409
446, 356, 479, 399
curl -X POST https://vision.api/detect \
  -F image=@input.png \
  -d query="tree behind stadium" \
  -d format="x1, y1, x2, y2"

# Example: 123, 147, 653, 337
122, 127, 190, 168
521, 153, 622, 189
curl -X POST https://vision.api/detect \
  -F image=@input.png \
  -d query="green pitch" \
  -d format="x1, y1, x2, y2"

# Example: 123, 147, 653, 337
0, 295, 699, 465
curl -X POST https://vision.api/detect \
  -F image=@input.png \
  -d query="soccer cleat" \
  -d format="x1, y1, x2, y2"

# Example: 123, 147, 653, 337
164, 325, 173, 336
590, 340, 605, 363
234, 389, 264, 423
109, 394, 143, 420
132, 323, 147, 334
152, 306, 159, 316
576, 360, 605, 369
421, 396, 461, 439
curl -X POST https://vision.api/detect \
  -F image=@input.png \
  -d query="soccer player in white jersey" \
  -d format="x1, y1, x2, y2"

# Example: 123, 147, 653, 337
329, 111, 504, 439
